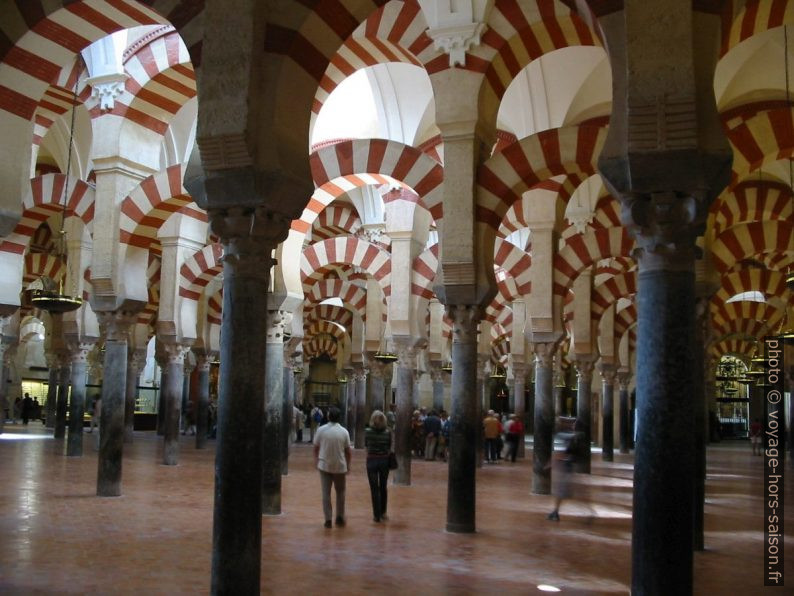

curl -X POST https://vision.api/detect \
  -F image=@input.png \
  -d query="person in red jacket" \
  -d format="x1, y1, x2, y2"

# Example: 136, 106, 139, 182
504, 413, 524, 462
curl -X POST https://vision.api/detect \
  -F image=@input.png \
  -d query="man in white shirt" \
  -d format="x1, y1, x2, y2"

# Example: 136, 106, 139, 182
313, 406, 352, 528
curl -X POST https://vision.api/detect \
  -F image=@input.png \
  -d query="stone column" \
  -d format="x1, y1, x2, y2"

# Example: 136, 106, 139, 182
342, 366, 354, 438
124, 350, 145, 444
599, 364, 617, 462
512, 362, 526, 458
431, 366, 444, 413
0, 341, 10, 434
66, 342, 93, 456
209, 208, 287, 592
195, 353, 212, 449
553, 355, 565, 417
393, 341, 416, 486
445, 305, 480, 533
45, 353, 58, 429
263, 309, 286, 514
617, 371, 631, 454
155, 345, 167, 436
182, 361, 194, 434
282, 354, 294, 474
531, 342, 555, 494
574, 358, 595, 473
693, 296, 709, 551
161, 342, 190, 466
54, 355, 70, 440
354, 364, 367, 449
96, 309, 136, 496
367, 359, 385, 412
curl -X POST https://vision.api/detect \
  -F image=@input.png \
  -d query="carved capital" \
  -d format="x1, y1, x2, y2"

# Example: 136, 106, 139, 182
621, 190, 708, 272
617, 371, 632, 391
96, 309, 137, 342
574, 358, 596, 382
599, 363, 617, 384
210, 206, 290, 254
352, 364, 367, 382
195, 353, 212, 373
267, 310, 290, 343
531, 342, 556, 369
163, 342, 191, 365
67, 341, 96, 365
445, 304, 481, 344
394, 341, 417, 370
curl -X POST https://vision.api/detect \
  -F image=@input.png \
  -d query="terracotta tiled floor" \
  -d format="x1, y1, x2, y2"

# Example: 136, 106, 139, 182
0, 422, 791, 595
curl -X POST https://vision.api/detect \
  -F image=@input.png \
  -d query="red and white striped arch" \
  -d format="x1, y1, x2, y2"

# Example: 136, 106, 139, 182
0, 174, 95, 256
311, 204, 362, 242
710, 220, 794, 273
591, 271, 637, 322
206, 288, 222, 326
23, 253, 63, 287
305, 304, 355, 330
179, 243, 223, 301
0, 1, 167, 122
709, 337, 755, 360
712, 181, 793, 236
303, 336, 339, 360
594, 256, 634, 278
32, 83, 83, 146
494, 237, 532, 295
614, 302, 637, 340
301, 236, 391, 297
307, 139, 444, 223
727, 107, 794, 182
312, 0, 431, 117
477, 125, 607, 229
119, 164, 205, 252
590, 193, 622, 230
499, 175, 579, 236
491, 333, 510, 364
479, 3, 600, 107
305, 278, 368, 318
553, 227, 635, 296
139, 252, 161, 326
712, 268, 791, 307
712, 300, 783, 339
304, 319, 349, 343
722, 0, 794, 56
411, 243, 437, 300
114, 27, 195, 136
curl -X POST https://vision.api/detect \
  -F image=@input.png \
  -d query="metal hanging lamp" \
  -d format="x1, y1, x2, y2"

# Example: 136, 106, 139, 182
30, 72, 83, 314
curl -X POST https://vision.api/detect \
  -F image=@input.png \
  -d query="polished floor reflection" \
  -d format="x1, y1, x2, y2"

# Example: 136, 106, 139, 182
0, 423, 791, 595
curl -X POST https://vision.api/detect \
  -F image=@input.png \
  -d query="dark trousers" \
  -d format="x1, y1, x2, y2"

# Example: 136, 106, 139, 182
505, 433, 519, 462
366, 456, 390, 520
484, 437, 499, 461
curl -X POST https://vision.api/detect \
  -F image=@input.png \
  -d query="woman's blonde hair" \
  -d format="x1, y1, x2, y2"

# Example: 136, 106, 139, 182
369, 410, 387, 430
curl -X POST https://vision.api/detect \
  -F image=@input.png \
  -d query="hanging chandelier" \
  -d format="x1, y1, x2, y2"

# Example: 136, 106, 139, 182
31, 71, 83, 314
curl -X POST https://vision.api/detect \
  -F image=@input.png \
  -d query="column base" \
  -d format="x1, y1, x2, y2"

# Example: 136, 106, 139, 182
446, 521, 475, 533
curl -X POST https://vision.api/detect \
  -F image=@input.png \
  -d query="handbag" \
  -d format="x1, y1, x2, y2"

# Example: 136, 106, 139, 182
388, 451, 398, 470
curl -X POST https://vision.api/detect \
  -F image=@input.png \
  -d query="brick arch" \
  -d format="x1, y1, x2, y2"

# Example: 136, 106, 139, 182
711, 220, 794, 273
491, 332, 510, 364
311, 205, 362, 242
305, 304, 355, 330
0, 174, 95, 256
312, 0, 430, 118
479, 5, 601, 128
477, 125, 607, 230
500, 176, 579, 236
179, 243, 223, 301
494, 237, 532, 295
727, 107, 794, 182
709, 337, 755, 360
712, 181, 793, 236
305, 320, 349, 343
139, 253, 161, 326
553, 227, 635, 296
412, 243, 438, 300
305, 139, 443, 229
301, 236, 391, 297
303, 336, 339, 360
712, 268, 790, 307
305, 278, 368, 319
614, 302, 637, 339
207, 289, 222, 326
120, 164, 206, 252
591, 270, 637, 322
23, 253, 63, 287
723, 0, 794, 56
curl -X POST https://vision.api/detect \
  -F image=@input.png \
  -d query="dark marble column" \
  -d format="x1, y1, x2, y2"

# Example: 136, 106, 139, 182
431, 366, 444, 413
553, 356, 565, 417
181, 362, 193, 433
161, 342, 189, 466
531, 342, 555, 495
210, 208, 286, 594
512, 362, 526, 458
155, 346, 167, 436
124, 350, 145, 444
54, 357, 70, 440
96, 309, 136, 497
67, 343, 92, 456
574, 358, 595, 474
342, 366, 354, 439
393, 341, 416, 486
0, 341, 10, 435
446, 305, 481, 533
263, 309, 286, 514
618, 371, 631, 454
281, 353, 293, 475
600, 364, 616, 462
354, 365, 367, 449
367, 359, 385, 412
45, 355, 58, 429
631, 240, 699, 594
195, 353, 211, 449
693, 296, 709, 551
